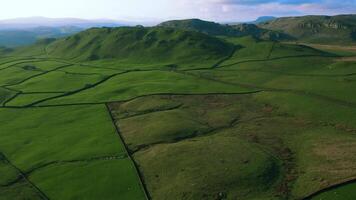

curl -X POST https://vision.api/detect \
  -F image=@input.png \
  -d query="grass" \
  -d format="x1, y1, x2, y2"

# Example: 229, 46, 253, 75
6, 93, 61, 107
30, 159, 146, 200
10, 71, 105, 93
135, 130, 280, 200
46, 26, 234, 69
309, 182, 356, 200
0, 26, 355, 200
0, 87, 15, 105
39, 70, 252, 105
110, 94, 356, 199
0, 65, 42, 86
0, 105, 146, 199
0, 105, 125, 170
0, 181, 41, 200
110, 95, 283, 200
291, 128, 356, 198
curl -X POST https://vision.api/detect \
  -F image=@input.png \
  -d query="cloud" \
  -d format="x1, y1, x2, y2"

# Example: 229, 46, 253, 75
196, 0, 356, 22
0, 0, 354, 23
211, 0, 322, 5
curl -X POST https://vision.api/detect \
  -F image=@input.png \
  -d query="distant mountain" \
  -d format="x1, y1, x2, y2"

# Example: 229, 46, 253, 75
0, 26, 83, 47
0, 17, 125, 29
0, 17, 127, 47
159, 19, 291, 41
45, 26, 234, 64
259, 14, 356, 44
252, 16, 276, 24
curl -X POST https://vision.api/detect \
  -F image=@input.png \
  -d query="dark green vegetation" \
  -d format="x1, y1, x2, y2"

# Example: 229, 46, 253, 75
259, 14, 356, 44
109, 93, 356, 200
45, 26, 234, 69
159, 19, 291, 41
0, 27, 82, 47
309, 181, 356, 200
0, 18, 355, 200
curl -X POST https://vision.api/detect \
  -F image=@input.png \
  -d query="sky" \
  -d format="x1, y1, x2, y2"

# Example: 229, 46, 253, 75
1, 0, 355, 23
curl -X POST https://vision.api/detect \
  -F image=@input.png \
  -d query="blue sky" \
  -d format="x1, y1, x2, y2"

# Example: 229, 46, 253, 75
1, 0, 355, 22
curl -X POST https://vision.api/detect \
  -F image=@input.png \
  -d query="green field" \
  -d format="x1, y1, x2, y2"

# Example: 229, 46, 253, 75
309, 182, 356, 200
0, 24, 355, 200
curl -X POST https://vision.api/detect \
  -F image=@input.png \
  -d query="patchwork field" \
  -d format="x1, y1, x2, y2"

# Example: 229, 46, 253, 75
0, 31, 355, 200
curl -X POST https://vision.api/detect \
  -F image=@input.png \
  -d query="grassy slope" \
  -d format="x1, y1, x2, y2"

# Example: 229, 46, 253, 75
0, 25, 355, 200
259, 15, 356, 44
310, 182, 356, 200
46, 26, 234, 69
38, 70, 253, 105
158, 19, 242, 36
159, 19, 291, 41
0, 105, 146, 199
109, 95, 282, 200
110, 93, 356, 200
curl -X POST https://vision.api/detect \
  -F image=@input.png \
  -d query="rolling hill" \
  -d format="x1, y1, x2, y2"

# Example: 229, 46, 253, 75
259, 14, 356, 44
0, 16, 356, 200
158, 19, 291, 40
45, 26, 234, 67
0, 26, 82, 47
158, 19, 242, 36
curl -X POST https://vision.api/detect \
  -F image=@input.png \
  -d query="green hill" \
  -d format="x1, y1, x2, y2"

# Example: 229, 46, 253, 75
232, 23, 293, 41
158, 19, 242, 36
0, 26, 82, 47
259, 14, 356, 44
1, 16, 356, 200
159, 19, 291, 40
46, 26, 234, 67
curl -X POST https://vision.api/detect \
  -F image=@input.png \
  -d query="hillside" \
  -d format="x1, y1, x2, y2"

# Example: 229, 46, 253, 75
259, 14, 356, 44
46, 26, 234, 67
232, 23, 293, 41
158, 19, 242, 36
1, 16, 356, 200
252, 16, 276, 24
159, 19, 290, 40
0, 26, 82, 47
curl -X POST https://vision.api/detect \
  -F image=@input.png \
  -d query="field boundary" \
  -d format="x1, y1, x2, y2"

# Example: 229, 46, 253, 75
0, 152, 49, 200
105, 104, 151, 200
303, 177, 356, 200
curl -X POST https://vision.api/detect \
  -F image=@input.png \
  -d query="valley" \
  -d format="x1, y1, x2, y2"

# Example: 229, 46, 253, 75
0, 16, 356, 200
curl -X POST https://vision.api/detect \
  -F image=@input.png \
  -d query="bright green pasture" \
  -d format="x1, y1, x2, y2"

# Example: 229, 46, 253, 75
0, 87, 15, 105
30, 159, 146, 200
61, 64, 120, 75
221, 36, 274, 65
0, 66, 42, 86
13, 60, 68, 71
208, 68, 356, 104
10, 71, 105, 93
6, 93, 60, 107
40, 70, 253, 105
0, 58, 42, 70
0, 105, 145, 199
0, 105, 125, 171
